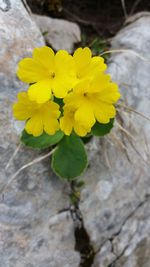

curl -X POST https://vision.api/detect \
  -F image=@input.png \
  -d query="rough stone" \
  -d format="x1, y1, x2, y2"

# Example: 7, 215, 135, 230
1, 3, 150, 266
80, 14, 150, 267
32, 14, 81, 53
0, 1, 80, 267
0, 0, 44, 98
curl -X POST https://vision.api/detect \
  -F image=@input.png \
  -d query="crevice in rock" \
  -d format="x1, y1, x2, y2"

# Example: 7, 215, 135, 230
71, 204, 95, 267
109, 194, 150, 240
95, 193, 150, 257
103, 194, 150, 267
108, 243, 129, 267
57, 207, 70, 214
116, 193, 150, 236
61, 186, 150, 267
69, 182, 95, 267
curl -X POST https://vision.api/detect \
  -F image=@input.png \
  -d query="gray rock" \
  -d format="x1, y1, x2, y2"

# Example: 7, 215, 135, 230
1, 2, 150, 266
32, 14, 81, 53
93, 199, 150, 267
79, 14, 150, 266
0, 1, 80, 267
0, 0, 44, 98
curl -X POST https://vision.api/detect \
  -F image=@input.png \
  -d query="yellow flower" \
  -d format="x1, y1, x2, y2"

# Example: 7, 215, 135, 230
14, 46, 120, 138
17, 46, 76, 102
60, 73, 120, 136
13, 92, 60, 137
73, 47, 106, 80
60, 106, 91, 137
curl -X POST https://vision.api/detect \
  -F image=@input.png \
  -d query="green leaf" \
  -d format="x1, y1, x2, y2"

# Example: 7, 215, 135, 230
91, 119, 114, 136
21, 130, 64, 149
52, 134, 87, 180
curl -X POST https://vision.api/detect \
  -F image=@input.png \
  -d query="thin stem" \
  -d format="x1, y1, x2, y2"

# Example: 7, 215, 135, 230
100, 49, 150, 63
1, 148, 56, 198
130, 0, 142, 15
117, 103, 150, 122
115, 120, 135, 140
120, 0, 128, 19
5, 143, 21, 170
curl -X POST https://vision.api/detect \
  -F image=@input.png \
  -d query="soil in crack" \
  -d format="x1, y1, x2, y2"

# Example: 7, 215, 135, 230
74, 223, 95, 267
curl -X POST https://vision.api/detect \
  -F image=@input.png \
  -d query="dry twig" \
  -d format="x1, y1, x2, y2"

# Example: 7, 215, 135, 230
1, 148, 56, 198
100, 49, 150, 63
130, 0, 143, 15
5, 143, 22, 170
115, 120, 135, 140
117, 103, 150, 122
120, 0, 128, 18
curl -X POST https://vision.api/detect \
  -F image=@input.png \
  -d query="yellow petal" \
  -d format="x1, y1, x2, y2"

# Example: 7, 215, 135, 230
52, 77, 72, 98
60, 116, 73, 136
73, 47, 91, 71
63, 92, 83, 109
42, 101, 60, 134
55, 50, 69, 71
13, 92, 35, 120
90, 56, 107, 72
17, 58, 49, 83
33, 46, 55, 72
97, 83, 121, 103
60, 107, 74, 135
79, 56, 107, 80
89, 73, 111, 93
93, 100, 116, 123
74, 102, 96, 128
74, 123, 90, 137
28, 79, 52, 103
43, 101, 60, 118
17, 91, 30, 103
55, 50, 75, 76
13, 103, 30, 120
25, 114, 43, 137
73, 79, 90, 94
44, 117, 59, 135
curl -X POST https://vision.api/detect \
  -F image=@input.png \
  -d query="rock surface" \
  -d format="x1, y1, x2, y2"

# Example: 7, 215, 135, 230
0, 1, 80, 267
32, 14, 81, 53
80, 14, 150, 267
1, 2, 150, 267
0, 0, 44, 98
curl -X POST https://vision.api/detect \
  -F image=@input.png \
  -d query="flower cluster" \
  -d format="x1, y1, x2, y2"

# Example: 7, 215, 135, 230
13, 46, 120, 137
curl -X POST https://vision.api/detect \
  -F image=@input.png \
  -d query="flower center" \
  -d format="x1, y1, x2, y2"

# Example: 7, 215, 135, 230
83, 92, 88, 97
50, 72, 55, 79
